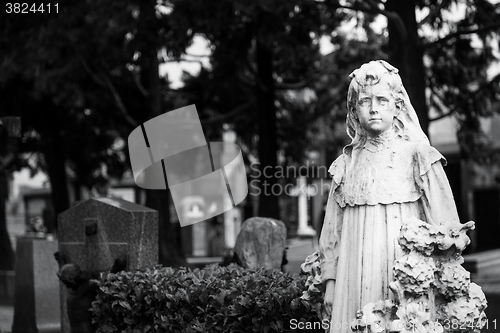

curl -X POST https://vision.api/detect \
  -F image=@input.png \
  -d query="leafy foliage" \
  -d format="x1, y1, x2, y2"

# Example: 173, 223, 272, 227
300, 250, 327, 322
168, 0, 352, 162
91, 264, 322, 333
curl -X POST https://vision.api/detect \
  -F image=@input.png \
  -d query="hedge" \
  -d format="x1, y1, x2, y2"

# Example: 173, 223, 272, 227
90, 264, 323, 333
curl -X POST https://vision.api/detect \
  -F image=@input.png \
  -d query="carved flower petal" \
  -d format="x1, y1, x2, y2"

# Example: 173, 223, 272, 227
371, 321, 385, 333
389, 320, 404, 332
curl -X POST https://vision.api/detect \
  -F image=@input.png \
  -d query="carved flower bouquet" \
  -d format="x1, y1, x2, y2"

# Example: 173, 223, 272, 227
352, 217, 487, 333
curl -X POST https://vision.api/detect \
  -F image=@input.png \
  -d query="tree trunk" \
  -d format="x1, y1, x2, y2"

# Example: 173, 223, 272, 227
45, 122, 70, 232
385, 0, 429, 136
145, 190, 187, 267
139, 27, 188, 266
0, 173, 14, 270
256, 38, 280, 219
73, 180, 82, 202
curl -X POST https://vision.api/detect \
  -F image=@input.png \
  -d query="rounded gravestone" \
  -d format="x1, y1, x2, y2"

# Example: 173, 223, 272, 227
234, 217, 287, 270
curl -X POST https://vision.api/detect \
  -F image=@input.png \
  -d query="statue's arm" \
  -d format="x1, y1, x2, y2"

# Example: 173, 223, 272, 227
419, 159, 461, 227
319, 184, 344, 282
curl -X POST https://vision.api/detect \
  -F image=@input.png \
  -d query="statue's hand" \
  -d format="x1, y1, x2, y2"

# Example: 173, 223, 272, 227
324, 279, 335, 318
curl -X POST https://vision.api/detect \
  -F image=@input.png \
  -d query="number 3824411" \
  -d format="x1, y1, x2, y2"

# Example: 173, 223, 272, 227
5, 3, 58, 14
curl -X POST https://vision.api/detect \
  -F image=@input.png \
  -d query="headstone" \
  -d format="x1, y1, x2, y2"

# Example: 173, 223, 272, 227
192, 221, 208, 257
464, 248, 500, 283
224, 207, 242, 249
0, 270, 14, 303
12, 237, 60, 333
58, 197, 158, 333
234, 217, 286, 270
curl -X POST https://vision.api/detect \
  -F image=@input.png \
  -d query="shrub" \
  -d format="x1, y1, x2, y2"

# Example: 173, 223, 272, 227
90, 264, 322, 333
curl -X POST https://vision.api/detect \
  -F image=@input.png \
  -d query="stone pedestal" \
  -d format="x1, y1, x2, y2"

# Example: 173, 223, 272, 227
58, 197, 158, 333
12, 237, 60, 333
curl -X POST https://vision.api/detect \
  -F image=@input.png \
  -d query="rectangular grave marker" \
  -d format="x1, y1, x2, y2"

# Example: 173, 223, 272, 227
12, 238, 60, 333
58, 197, 158, 333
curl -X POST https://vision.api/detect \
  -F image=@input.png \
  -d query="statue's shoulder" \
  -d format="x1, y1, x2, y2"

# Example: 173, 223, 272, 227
396, 140, 447, 175
327, 153, 348, 190
415, 142, 446, 164
394, 138, 445, 162
328, 153, 347, 177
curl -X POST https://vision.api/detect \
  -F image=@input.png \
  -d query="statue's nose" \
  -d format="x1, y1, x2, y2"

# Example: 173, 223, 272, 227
370, 98, 381, 113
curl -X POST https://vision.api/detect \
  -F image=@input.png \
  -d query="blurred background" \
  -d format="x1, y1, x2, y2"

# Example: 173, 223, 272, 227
0, 0, 500, 282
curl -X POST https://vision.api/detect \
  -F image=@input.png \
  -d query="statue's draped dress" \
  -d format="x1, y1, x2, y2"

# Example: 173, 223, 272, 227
319, 130, 461, 333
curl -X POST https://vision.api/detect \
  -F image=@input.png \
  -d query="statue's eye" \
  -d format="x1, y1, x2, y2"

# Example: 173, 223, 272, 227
358, 98, 371, 108
378, 97, 389, 105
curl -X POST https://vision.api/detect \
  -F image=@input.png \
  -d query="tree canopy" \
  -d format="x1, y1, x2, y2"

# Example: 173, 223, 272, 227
167, 0, 500, 221
0, 0, 499, 268
334, 0, 500, 160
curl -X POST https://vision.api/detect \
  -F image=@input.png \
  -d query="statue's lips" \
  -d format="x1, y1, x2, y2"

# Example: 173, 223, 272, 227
369, 118, 382, 121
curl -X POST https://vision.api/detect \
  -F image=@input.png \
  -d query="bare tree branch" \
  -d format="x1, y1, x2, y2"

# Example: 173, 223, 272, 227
161, 58, 204, 67
429, 93, 447, 114
335, 4, 379, 15
238, 72, 256, 88
418, 0, 449, 27
101, 73, 139, 128
199, 99, 255, 125
281, 105, 331, 129
178, 58, 204, 65
132, 72, 149, 97
185, 52, 211, 58
429, 108, 456, 122
275, 80, 310, 90
78, 55, 107, 87
245, 56, 257, 76
424, 22, 500, 49
77, 51, 139, 128
161, 87, 192, 94
335, 0, 408, 41
428, 85, 458, 122
429, 84, 447, 104
76, 48, 141, 129
364, 0, 408, 41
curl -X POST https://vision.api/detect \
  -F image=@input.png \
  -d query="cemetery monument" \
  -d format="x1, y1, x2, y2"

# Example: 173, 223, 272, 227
234, 217, 287, 270
301, 60, 487, 333
57, 197, 158, 333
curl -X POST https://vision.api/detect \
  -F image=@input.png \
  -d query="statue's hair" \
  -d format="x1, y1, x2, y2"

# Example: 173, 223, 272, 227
346, 60, 403, 116
343, 60, 427, 155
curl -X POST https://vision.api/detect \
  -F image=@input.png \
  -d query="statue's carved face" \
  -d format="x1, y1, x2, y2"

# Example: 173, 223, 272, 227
356, 81, 398, 136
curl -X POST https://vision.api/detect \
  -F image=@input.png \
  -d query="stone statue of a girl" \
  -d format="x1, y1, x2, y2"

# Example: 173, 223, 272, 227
317, 60, 474, 332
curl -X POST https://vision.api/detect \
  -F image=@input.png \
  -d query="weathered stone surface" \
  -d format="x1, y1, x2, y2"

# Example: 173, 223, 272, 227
12, 238, 60, 333
464, 248, 500, 282
349, 218, 487, 333
234, 217, 286, 270
309, 60, 485, 333
58, 197, 158, 333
